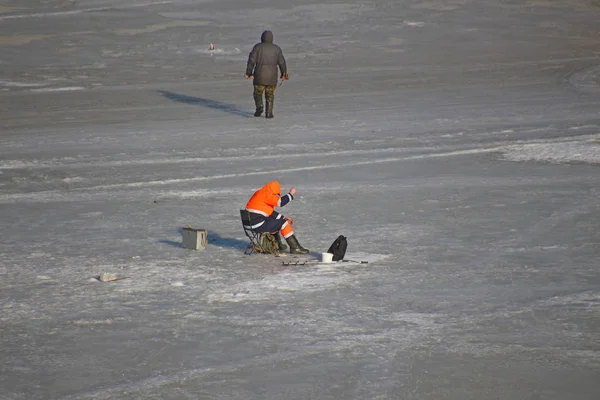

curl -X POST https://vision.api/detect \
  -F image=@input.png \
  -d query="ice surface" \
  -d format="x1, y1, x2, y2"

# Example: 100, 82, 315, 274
1, 0, 600, 399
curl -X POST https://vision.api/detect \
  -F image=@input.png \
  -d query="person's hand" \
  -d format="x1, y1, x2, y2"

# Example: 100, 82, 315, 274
289, 187, 296, 196
285, 216, 294, 225
281, 73, 290, 82
244, 74, 253, 79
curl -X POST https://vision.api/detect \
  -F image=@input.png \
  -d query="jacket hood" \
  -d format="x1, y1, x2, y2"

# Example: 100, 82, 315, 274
261, 30, 274, 43
265, 180, 280, 195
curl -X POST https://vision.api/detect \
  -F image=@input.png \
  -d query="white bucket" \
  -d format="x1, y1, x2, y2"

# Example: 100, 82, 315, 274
321, 252, 334, 263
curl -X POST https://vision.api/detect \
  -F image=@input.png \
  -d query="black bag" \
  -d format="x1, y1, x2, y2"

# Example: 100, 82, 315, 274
327, 235, 347, 261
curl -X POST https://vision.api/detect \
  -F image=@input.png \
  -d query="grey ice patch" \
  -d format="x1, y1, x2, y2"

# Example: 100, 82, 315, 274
30, 86, 85, 92
195, 47, 241, 56
502, 138, 600, 164
567, 64, 600, 93
72, 319, 115, 326
403, 21, 425, 27
0, 79, 48, 88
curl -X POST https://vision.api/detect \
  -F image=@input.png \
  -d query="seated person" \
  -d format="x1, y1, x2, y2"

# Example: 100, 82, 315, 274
245, 180, 309, 254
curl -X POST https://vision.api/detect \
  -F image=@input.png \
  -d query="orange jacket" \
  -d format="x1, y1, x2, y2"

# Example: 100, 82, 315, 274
245, 181, 293, 217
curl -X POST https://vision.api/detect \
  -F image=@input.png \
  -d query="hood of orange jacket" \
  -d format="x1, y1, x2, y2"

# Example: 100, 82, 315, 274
245, 181, 282, 217
265, 180, 280, 195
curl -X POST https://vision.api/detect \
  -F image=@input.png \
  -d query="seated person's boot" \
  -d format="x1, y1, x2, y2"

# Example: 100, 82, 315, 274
274, 232, 287, 251
285, 234, 309, 254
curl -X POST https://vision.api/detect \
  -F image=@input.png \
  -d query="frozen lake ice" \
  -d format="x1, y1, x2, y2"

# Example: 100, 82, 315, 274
1, 1, 600, 399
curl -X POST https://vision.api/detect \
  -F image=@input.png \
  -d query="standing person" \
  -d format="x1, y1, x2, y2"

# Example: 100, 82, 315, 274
244, 30, 289, 119
245, 181, 309, 254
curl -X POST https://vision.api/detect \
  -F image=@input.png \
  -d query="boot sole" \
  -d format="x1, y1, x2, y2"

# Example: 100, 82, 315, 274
290, 249, 309, 254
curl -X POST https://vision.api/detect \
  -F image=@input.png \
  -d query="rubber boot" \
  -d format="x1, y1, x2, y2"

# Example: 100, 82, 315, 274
274, 232, 287, 251
285, 234, 309, 254
265, 93, 274, 119
253, 92, 263, 117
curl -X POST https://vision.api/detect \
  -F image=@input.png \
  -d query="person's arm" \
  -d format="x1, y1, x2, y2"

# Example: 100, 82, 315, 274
278, 192, 293, 207
266, 187, 295, 207
277, 188, 296, 224
278, 48, 288, 80
278, 187, 295, 207
245, 45, 258, 77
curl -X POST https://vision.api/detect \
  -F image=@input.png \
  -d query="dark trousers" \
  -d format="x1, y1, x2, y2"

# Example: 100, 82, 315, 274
248, 211, 287, 234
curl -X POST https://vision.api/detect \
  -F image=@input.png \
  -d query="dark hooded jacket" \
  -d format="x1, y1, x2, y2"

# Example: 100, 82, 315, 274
246, 31, 287, 86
